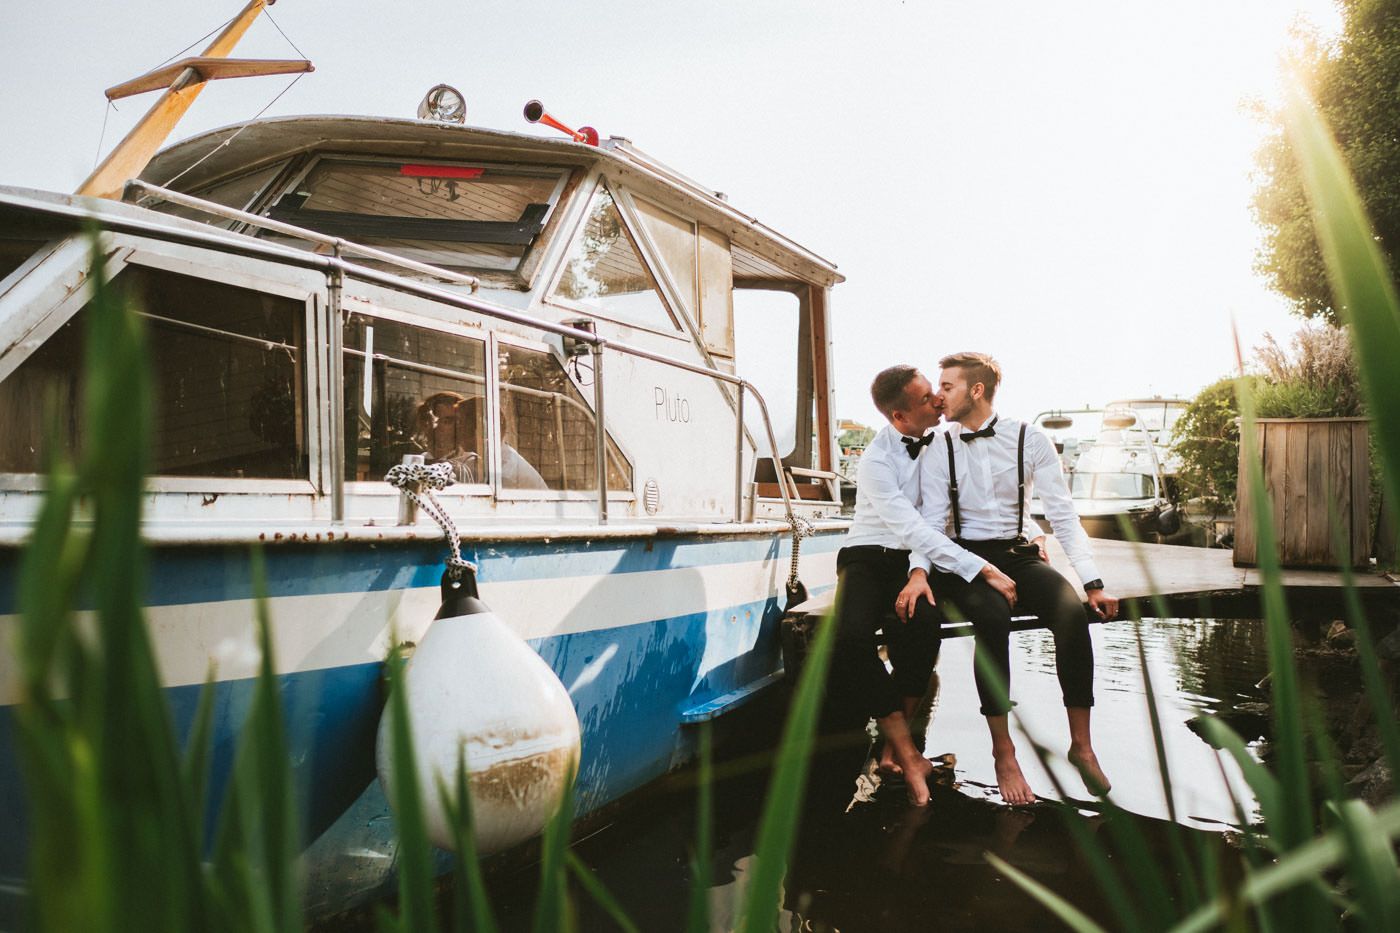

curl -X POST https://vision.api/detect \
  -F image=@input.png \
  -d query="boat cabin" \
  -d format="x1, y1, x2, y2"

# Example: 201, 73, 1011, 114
0, 116, 846, 534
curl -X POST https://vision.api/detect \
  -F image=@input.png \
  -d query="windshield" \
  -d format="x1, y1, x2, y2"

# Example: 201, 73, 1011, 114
1070, 471, 1155, 500
263, 159, 567, 273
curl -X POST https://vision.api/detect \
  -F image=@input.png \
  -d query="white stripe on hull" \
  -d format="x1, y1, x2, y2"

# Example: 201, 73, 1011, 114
0, 550, 836, 704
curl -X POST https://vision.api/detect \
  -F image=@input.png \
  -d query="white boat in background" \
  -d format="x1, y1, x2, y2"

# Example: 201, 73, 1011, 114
0, 3, 849, 919
1031, 399, 1190, 543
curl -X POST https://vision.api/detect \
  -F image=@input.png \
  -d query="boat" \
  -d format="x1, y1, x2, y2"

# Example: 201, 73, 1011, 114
0, 4, 849, 919
1030, 401, 1190, 543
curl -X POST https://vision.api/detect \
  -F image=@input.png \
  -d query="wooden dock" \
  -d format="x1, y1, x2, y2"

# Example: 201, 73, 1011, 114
789, 538, 1400, 629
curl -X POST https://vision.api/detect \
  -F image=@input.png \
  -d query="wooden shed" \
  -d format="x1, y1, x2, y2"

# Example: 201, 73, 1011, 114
1234, 418, 1370, 569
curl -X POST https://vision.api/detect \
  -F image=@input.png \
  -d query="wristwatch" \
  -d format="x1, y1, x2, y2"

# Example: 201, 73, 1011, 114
1082, 579, 1104, 592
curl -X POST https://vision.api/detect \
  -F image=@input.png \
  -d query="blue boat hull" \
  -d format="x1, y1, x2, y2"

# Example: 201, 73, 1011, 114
0, 528, 841, 918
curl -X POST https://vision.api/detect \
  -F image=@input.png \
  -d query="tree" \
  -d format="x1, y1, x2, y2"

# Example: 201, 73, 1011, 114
1253, 0, 1400, 323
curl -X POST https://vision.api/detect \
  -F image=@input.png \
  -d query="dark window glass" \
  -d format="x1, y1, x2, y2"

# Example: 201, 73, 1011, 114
0, 239, 45, 282
266, 160, 564, 274
343, 314, 488, 484
0, 264, 306, 478
497, 344, 631, 491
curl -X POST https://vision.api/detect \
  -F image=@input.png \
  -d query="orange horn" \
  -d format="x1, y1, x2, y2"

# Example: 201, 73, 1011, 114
522, 99, 599, 146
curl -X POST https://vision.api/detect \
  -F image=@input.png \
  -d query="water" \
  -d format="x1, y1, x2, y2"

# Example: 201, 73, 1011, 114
485, 617, 1273, 931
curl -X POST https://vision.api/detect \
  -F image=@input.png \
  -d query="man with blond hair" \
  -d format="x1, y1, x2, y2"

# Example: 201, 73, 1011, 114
898, 351, 1117, 805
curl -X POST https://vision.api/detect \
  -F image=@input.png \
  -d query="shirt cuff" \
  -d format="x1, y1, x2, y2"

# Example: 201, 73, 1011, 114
909, 554, 932, 576
1072, 559, 1102, 589
956, 552, 988, 582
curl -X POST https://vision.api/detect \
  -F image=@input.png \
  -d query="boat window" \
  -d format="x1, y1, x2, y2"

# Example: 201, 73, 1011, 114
0, 265, 306, 478
549, 183, 680, 332
497, 343, 632, 492
342, 314, 489, 484
263, 159, 566, 273
1073, 472, 1155, 500
0, 238, 46, 282
151, 164, 284, 229
697, 227, 735, 361
733, 288, 800, 457
634, 197, 697, 313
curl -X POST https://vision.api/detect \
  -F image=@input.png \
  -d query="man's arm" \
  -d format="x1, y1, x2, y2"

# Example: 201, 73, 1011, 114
883, 448, 984, 581
1027, 429, 1102, 585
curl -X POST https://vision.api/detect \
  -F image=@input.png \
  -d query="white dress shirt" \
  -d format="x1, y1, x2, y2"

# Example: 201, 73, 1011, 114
843, 424, 987, 579
908, 413, 1103, 586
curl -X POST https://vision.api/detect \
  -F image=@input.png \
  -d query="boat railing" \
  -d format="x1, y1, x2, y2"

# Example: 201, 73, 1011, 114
110, 180, 801, 528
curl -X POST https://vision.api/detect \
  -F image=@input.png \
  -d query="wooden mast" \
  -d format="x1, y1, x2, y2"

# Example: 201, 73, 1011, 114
77, 0, 311, 199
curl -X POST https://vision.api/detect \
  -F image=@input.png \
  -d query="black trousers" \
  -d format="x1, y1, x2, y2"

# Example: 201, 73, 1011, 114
930, 539, 1094, 716
827, 545, 943, 727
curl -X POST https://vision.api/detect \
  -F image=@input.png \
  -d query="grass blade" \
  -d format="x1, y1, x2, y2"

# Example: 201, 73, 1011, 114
685, 723, 714, 933
1330, 799, 1400, 931
1170, 798, 1400, 933
440, 748, 498, 933
383, 639, 438, 933
565, 852, 640, 933
735, 595, 840, 933
182, 668, 219, 852
533, 762, 578, 933
985, 852, 1111, 933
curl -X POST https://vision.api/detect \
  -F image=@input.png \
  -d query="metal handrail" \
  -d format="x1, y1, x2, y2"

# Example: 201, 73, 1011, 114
125, 180, 483, 292
109, 181, 801, 525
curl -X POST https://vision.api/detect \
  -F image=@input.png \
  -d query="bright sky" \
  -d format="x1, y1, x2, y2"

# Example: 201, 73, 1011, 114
0, 0, 1343, 428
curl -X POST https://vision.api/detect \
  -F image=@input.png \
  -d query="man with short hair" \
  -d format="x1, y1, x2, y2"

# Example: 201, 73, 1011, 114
829, 364, 954, 806
898, 351, 1117, 805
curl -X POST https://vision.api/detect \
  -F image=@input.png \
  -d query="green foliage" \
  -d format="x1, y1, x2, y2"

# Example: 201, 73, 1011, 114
837, 426, 874, 449
1171, 376, 1250, 513
1175, 322, 1365, 513
15, 240, 301, 933
1253, 0, 1400, 324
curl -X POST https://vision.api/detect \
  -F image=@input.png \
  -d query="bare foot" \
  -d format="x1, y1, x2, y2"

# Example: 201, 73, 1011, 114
895, 750, 934, 806
1069, 747, 1111, 796
993, 749, 1036, 806
878, 740, 904, 777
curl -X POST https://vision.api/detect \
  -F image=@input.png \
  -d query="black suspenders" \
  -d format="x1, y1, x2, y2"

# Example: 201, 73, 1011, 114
944, 423, 1028, 543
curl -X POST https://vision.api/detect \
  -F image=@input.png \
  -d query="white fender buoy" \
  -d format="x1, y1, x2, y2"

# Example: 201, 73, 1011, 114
376, 571, 581, 854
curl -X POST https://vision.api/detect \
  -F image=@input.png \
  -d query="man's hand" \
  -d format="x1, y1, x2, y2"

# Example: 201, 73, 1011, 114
896, 569, 935, 623
1086, 589, 1119, 621
979, 563, 1017, 609
1031, 535, 1049, 562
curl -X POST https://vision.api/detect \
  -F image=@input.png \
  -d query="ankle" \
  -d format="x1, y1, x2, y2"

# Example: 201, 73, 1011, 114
991, 740, 1018, 759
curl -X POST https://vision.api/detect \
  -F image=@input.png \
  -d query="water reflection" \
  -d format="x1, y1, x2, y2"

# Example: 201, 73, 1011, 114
486, 618, 1271, 932
944, 617, 1270, 826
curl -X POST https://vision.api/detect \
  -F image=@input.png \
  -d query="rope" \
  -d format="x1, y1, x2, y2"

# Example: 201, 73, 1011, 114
786, 513, 814, 597
151, 13, 236, 70
93, 100, 117, 170
263, 6, 309, 59
385, 461, 477, 578
160, 71, 307, 189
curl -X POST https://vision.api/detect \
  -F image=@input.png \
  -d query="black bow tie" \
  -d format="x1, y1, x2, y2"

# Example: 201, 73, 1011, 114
960, 415, 999, 443
901, 432, 935, 459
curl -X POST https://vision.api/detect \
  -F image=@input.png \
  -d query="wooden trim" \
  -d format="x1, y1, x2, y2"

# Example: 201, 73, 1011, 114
105, 57, 312, 101
809, 284, 835, 473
